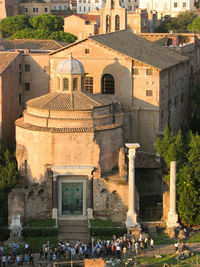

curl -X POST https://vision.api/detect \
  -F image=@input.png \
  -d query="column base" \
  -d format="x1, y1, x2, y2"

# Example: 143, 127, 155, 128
87, 208, 93, 219
52, 208, 58, 220
167, 211, 179, 228
126, 212, 140, 228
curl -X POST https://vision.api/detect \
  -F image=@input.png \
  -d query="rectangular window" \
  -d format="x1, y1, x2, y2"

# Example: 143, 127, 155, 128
175, 96, 178, 105
95, 0, 99, 3
146, 90, 153, 96
44, 7, 48, 12
85, 20, 90, 25
133, 68, 139, 75
174, 2, 177, 7
25, 83, 30, 91
19, 94, 23, 104
146, 69, 153, 76
85, 76, 93, 93
183, 2, 186, 7
88, 6, 90, 11
33, 8, 38, 12
79, 6, 81, 11
85, 48, 90, 54
181, 93, 184, 102
19, 72, 22, 83
24, 7, 28, 12
19, 63, 22, 70
25, 64, 30, 72
84, 6, 86, 11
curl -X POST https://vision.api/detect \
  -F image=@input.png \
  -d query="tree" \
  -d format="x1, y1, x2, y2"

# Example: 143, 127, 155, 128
0, 14, 77, 43
0, 15, 30, 38
188, 17, 200, 33
156, 11, 197, 33
0, 143, 19, 226
156, 127, 200, 226
29, 14, 63, 32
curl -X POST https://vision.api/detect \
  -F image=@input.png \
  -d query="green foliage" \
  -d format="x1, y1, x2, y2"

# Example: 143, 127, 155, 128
188, 17, 200, 33
156, 127, 200, 226
0, 15, 30, 38
24, 219, 56, 228
29, 14, 63, 32
0, 142, 19, 226
156, 11, 197, 33
0, 227, 10, 241
23, 227, 58, 237
0, 14, 77, 43
187, 230, 200, 243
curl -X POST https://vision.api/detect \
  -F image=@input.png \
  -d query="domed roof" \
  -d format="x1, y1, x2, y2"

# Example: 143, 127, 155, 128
56, 57, 84, 75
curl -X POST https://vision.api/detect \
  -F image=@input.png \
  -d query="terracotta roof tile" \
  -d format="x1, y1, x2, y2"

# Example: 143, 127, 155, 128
89, 30, 189, 70
0, 39, 66, 51
27, 91, 111, 111
0, 52, 19, 74
67, 14, 100, 21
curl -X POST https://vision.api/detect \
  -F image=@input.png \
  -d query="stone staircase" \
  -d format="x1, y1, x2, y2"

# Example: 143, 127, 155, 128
147, 225, 158, 238
58, 219, 90, 243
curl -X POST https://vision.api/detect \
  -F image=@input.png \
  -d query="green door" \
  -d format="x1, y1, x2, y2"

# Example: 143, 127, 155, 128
62, 183, 83, 215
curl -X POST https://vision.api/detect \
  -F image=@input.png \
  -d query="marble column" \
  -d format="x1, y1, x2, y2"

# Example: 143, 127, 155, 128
52, 173, 58, 220
167, 161, 179, 228
87, 175, 94, 219
125, 143, 140, 228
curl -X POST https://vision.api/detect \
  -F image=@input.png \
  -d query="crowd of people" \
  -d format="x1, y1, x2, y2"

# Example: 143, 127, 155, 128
0, 232, 154, 265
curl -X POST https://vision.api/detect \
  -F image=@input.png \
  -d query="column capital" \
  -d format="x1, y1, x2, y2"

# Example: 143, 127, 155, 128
125, 143, 140, 159
53, 173, 58, 182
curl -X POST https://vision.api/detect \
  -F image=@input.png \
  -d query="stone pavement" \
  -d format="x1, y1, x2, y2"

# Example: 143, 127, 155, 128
138, 242, 200, 257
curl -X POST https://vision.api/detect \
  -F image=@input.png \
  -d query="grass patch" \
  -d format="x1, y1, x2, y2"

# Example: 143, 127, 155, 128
138, 254, 177, 266
24, 219, 56, 228
24, 236, 58, 252
90, 219, 122, 228
187, 231, 200, 243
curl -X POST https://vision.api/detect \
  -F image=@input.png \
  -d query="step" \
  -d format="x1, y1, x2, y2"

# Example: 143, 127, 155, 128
59, 225, 89, 233
58, 220, 88, 226
58, 232, 90, 240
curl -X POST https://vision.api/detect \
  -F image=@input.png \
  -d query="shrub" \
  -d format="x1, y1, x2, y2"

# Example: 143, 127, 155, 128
0, 227, 10, 241
23, 227, 58, 237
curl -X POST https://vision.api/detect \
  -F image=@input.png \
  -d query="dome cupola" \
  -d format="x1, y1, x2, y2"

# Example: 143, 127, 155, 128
56, 55, 84, 93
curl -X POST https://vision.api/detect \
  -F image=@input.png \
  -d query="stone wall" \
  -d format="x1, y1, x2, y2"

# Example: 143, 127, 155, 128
93, 173, 139, 224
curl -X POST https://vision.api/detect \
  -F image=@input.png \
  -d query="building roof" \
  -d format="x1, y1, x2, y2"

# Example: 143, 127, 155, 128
65, 14, 100, 22
89, 30, 189, 70
27, 91, 112, 111
0, 39, 66, 51
0, 52, 19, 74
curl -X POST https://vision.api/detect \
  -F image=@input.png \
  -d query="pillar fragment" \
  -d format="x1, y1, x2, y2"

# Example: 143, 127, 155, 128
52, 173, 58, 220
167, 161, 179, 228
87, 175, 93, 219
125, 143, 140, 229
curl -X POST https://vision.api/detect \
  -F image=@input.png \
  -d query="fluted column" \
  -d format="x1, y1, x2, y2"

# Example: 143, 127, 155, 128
167, 161, 179, 228
125, 143, 140, 228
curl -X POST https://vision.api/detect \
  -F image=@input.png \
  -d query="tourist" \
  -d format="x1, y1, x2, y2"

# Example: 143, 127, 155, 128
175, 241, 179, 253
150, 238, 154, 251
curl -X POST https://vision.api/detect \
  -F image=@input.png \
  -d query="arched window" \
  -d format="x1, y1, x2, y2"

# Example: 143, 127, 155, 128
73, 78, 78, 91
106, 15, 111, 33
63, 78, 69, 90
57, 77, 60, 90
85, 75, 93, 93
115, 15, 120, 31
102, 74, 115, 94
111, 0, 114, 8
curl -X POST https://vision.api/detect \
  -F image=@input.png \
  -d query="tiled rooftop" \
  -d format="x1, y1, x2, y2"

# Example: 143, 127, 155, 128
0, 52, 19, 74
27, 91, 112, 111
